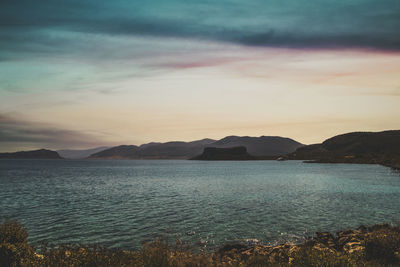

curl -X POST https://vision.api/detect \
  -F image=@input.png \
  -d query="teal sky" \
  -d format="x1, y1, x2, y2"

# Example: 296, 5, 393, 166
1, 0, 400, 151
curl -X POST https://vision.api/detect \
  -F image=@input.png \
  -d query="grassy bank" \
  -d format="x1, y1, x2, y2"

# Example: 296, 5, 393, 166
1, 220, 400, 266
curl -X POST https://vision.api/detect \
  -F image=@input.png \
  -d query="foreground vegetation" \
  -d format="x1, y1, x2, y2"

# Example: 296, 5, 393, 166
1, 219, 399, 266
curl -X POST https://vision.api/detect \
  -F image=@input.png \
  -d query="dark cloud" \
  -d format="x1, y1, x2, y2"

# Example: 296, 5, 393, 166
0, 0, 399, 53
0, 114, 110, 152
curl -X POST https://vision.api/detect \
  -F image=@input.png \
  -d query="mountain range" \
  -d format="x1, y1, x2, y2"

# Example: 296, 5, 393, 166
1, 131, 399, 169
89, 136, 303, 159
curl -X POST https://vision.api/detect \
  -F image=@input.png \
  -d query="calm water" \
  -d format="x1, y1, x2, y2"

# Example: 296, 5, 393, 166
0, 159, 399, 249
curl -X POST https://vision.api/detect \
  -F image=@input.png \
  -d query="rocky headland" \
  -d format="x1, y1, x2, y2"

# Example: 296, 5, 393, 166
190, 146, 256, 160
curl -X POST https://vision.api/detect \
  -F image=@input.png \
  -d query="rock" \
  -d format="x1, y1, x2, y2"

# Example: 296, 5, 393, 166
288, 245, 301, 264
217, 243, 247, 255
337, 229, 354, 237
357, 225, 368, 233
315, 232, 336, 248
313, 243, 336, 253
343, 242, 364, 254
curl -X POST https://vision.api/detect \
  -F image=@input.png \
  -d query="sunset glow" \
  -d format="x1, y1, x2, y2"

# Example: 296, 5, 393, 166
1, 0, 399, 151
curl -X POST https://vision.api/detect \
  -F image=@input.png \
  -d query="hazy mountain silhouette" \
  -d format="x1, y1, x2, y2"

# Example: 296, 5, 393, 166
90, 139, 216, 159
89, 145, 140, 159
0, 149, 62, 159
89, 136, 303, 159
57, 147, 110, 159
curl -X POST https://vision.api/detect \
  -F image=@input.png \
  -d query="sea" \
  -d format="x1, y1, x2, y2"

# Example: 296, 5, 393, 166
0, 159, 399, 249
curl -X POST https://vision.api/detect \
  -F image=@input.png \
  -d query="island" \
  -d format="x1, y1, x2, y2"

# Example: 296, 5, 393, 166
190, 146, 256, 160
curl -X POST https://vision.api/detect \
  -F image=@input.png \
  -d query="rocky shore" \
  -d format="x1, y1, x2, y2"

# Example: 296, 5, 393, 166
216, 223, 400, 266
1, 220, 399, 266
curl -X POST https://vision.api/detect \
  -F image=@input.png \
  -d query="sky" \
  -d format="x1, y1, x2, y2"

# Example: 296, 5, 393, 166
1, 0, 400, 151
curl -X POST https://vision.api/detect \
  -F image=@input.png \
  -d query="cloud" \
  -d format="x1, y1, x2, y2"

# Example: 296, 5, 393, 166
0, 114, 111, 152
0, 0, 399, 53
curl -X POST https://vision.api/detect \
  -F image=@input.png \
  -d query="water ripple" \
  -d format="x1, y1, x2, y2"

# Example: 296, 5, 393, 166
0, 159, 399, 249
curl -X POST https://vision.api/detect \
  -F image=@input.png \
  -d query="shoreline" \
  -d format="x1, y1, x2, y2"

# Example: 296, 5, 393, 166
2, 220, 400, 266
303, 159, 400, 171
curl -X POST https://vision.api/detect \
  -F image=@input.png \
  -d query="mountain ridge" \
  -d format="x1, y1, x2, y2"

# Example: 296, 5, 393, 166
89, 136, 303, 159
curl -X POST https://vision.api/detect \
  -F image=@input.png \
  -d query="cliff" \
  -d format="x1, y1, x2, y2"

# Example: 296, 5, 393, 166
190, 146, 256, 160
210, 135, 303, 156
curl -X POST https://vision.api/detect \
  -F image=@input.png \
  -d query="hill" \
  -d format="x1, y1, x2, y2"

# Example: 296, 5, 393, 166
57, 147, 109, 159
0, 149, 62, 159
190, 146, 256, 160
89, 139, 216, 159
89, 136, 303, 159
287, 130, 400, 169
89, 145, 140, 159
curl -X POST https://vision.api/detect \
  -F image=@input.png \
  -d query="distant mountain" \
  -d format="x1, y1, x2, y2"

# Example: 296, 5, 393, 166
89, 136, 303, 159
0, 149, 62, 159
287, 130, 400, 169
89, 145, 140, 159
57, 147, 110, 159
90, 139, 216, 159
191, 146, 256, 160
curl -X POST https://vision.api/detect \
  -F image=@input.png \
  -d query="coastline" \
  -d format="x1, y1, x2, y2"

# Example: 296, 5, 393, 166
302, 158, 400, 171
1, 220, 399, 266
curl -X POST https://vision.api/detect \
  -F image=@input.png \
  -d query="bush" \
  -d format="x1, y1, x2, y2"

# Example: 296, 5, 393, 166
365, 225, 400, 264
0, 219, 36, 267
0, 219, 28, 244
290, 245, 349, 267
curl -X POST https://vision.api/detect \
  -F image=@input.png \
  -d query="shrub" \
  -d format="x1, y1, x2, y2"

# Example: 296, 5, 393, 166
0, 219, 36, 267
365, 225, 400, 264
0, 219, 28, 244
